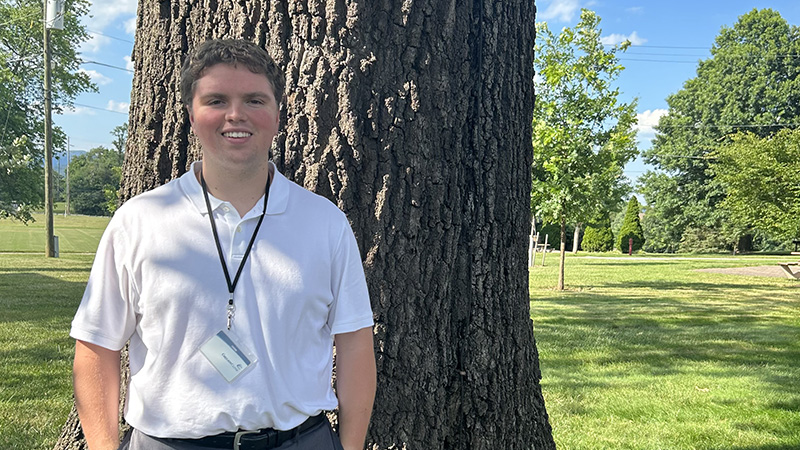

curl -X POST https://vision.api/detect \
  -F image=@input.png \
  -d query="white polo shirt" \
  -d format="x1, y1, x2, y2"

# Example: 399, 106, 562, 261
70, 161, 374, 438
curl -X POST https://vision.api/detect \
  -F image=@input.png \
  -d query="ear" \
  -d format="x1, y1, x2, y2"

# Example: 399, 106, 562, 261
187, 105, 194, 126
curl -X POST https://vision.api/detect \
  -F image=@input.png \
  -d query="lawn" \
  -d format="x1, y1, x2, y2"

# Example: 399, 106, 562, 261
2, 215, 799, 450
0, 213, 110, 253
531, 254, 800, 450
0, 253, 95, 450
0, 215, 106, 449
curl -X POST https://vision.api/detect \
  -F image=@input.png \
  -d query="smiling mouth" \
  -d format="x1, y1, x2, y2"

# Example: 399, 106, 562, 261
222, 131, 252, 138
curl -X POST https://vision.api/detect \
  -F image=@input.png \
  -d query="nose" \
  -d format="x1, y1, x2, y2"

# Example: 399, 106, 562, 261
226, 101, 246, 122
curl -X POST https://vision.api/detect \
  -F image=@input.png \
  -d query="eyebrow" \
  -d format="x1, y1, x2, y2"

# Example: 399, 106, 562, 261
197, 91, 273, 101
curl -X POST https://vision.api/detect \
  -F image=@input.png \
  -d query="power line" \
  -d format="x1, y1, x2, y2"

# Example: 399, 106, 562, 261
620, 57, 699, 64
70, 102, 129, 115
629, 44, 710, 50
80, 60, 133, 73
655, 123, 800, 129
626, 51, 708, 57
86, 29, 135, 44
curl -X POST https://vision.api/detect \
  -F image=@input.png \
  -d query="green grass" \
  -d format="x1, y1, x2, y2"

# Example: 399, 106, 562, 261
0, 253, 95, 450
531, 254, 800, 450
2, 221, 799, 450
0, 213, 110, 253
0, 215, 106, 449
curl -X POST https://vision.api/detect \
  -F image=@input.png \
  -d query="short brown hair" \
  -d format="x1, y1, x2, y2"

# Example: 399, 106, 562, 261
180, 39, 285, 107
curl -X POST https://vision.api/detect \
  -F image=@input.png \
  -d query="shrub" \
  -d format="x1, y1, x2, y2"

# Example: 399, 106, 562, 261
539, 222, 574, 250
582, 217, 614, 252
617, 196, 645, 253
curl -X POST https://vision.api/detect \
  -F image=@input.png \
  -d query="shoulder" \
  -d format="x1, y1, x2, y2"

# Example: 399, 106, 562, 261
272, 169, 349, 223
109, 177, 191, 234
118, 179, 184, 215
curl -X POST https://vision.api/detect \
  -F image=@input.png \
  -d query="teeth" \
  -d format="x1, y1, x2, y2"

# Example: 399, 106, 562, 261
223, 132, 251, 138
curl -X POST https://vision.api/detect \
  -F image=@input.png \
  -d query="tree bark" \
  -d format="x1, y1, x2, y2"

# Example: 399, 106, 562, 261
57, 1, 554, 449
572, 223, 581, 253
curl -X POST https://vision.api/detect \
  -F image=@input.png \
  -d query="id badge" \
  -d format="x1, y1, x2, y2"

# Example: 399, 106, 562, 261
200, 330, 258, 383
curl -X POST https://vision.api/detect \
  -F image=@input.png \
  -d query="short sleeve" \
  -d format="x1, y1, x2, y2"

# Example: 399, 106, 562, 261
70, 216, 139, 351
327, 219, 373, 336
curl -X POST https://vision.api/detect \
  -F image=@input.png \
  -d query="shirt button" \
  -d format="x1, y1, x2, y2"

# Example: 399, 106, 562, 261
236, 226, 242, 233
222, 206, 230, 212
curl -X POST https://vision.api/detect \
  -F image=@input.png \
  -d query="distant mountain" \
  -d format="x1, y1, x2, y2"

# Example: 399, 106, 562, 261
52, 150, 86, 175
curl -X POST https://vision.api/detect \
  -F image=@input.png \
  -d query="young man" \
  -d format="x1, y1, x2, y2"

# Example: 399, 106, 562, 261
71, 39, 376, 450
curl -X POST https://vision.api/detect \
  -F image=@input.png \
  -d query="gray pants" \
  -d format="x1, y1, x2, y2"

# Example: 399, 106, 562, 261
119, 419, 345, 450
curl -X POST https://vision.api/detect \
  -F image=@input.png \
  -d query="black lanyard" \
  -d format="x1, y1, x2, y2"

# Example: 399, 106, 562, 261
200, 171, 270, 330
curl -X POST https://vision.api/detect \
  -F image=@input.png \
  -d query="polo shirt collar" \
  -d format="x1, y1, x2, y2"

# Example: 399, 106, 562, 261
180, 161, 289, 216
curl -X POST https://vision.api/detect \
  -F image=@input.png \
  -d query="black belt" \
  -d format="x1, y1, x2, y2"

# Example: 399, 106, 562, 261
168, 414, 326, 450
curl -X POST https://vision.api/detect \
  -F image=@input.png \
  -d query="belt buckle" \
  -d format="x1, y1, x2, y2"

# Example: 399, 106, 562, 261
233, 430, 259, 450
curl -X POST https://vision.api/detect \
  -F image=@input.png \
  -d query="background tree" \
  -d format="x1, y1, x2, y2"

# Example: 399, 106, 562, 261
55, 1, 555, 449
713, 129, 800, 244
617, 196, 645, 253
0, 0, 94, 222
638, 173, 682, 252
68, 147, 122, 216
532, 9, 638, 290
581, 215, 614, 252
110, 123, 128, 159
640, 8, 800, 252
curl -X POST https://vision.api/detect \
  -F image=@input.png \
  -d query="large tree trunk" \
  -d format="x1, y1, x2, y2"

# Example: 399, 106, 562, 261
56, 1, 554, 449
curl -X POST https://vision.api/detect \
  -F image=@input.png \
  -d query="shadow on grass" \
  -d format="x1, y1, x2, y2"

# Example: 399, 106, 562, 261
722, 444, 800, 450
0, 271, 84, 407
0, 266, 93, 273
601, 279, 797, 290
532, 259, 800, 448
536, 294, 800, 378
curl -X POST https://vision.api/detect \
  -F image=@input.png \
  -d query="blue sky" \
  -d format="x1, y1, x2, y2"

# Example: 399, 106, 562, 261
537, 0, 800, 184
57, 0, 800, 185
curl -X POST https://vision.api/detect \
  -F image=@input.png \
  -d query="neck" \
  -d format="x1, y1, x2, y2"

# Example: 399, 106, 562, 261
197, 162, 272, 216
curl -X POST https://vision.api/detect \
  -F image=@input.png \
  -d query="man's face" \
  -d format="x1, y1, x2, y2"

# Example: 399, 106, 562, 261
188, 64, 280, 175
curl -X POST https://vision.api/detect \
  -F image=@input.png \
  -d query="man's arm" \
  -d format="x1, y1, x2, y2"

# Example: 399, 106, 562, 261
73, 340, 122, 450
334, 327, 376, 450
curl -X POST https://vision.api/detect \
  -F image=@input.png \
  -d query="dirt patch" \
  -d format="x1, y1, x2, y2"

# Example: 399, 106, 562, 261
696, 265, 793, 278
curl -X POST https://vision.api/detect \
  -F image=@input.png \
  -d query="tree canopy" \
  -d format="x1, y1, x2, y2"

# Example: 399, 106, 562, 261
640, 8, 800, 251
713, 129, 800, 242
0, 0, 94, 221
532, 9, 638, 288
68, 146, 122, 216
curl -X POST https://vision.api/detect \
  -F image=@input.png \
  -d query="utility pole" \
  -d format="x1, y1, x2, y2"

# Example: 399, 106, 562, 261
43, 20, 55, 256
65, 137, 70, 216
43, 0, 64, 257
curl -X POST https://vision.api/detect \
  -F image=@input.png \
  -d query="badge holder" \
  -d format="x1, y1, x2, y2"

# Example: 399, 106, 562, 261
200, 330, 258, 383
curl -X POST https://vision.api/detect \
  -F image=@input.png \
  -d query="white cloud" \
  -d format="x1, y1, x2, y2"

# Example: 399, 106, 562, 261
79, 0, 136, 53
124, 55, 134, 72
106, 100, 130, 114
87, 0, 137, 31
634, 109, 668, 148
81, 33, 111, 54
601, 31, 647, 46
123, 16, 137, 35
626, 6, 644, 14
79, 68, 112, 85
637, 109, 668, 129
538, 0, 582, 22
